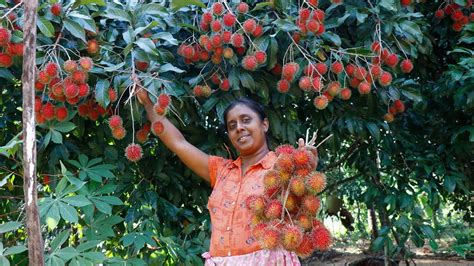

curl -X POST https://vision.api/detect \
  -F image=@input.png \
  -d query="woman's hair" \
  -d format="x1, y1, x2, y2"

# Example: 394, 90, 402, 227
223, 97, 267, 129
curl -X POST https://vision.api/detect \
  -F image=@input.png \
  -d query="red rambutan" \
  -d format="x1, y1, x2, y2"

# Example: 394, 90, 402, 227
305, 172, 326, 194
125, 143, 143, 162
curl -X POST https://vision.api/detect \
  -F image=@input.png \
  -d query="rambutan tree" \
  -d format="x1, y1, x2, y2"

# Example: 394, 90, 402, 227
0, 0, 472, 264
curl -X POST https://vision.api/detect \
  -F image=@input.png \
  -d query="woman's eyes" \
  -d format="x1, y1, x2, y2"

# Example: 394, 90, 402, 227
243, 117, 251, 123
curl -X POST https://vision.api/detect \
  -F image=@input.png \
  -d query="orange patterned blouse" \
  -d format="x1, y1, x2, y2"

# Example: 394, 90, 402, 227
207, 151, 277, 257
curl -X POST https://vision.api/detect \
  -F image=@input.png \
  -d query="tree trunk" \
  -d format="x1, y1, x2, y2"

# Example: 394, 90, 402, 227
22, 0, 44, 265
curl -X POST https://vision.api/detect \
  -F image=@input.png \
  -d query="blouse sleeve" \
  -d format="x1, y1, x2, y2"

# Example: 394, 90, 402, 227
208, 155, 229, 188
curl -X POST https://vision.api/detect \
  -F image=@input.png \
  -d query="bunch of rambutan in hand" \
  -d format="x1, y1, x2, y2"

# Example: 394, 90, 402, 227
245, 144, 331, 258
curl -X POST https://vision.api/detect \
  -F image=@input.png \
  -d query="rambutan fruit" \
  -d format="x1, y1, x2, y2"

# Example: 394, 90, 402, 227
378, 71, 392, 86
299, 8, 311, 21
326, 81, 341, 96
311, 226, 331, 251
354, 66, 367, 80
305, 172, 327, 194
45, 62, 59, 77
212, 2, 224, 16
181, 45, 195, 59
7, 43, 23, 56
36, 112, 46, 124
345, 63, 355, 76
108, 88, 117, 102
370, 64, 382, 79
211, 34, 222, 47
277, 79, 291, 93
88, 108, 101, 121
0, 53, 13, 68
108, 115, 123, 129
237, 2, 249, 14
223, 13, 236, 27
401, 0, 411, 7
312, 77, 323, 91
222, 31, 232, 44
331, 61, 343, 74
246, 195, 266, 215
42, 102, 55, 121
77, 104, 90, 117
252, 222, 268, 240
306, 20, 320, 33
37, 71, 51, 84
51, 3, 62, 16
302, 195, 320, 215
87, 39, 100, 55
136, 129, 149, 143
281, 224, 304, 251
71, 70, 88, 84
315, 63, 327, 75
260, 226, 281, 249
383, 113, 394, 123
151, 121, 165, 136
265, 185, 281, 198
35, 97, 42, 112
385, 53, 399, 68
312, 219, 324, 229
435, 9, 445, 19
340, 88, 351, 100
242, 55, 258, 71
296, 233, 315, 258
64, 83, 79, 98
255, 51, 267, 64
79, 56, 93, 71
275, 144, 295, 155
290, 176, 306, 196
264, 199, 283, 219
394, 99, 405, 113
297, 213, 313, 231
293, 148, 312, 168
125, 143, 143, 162
312, 9, 325, 21
263, 170, 282, 190
210, 20, 222, 32
201, 12, 213, 25
253, 24, 264, 37
371, 41, 381, 53
153, 103, 167, 116
299, 76, 312, 91
271, 63, 282, 75
308, 0, 319, 7
158, 93, 171, 108
358, 81, 371, 95
0, 28, 11, 47
63, 60, 78, 73
219, 79, 230, 91
275, 153, 296, 174
400, 59, 413, 73
284, 193, 298, 213
230, 34, 244, 49
55, 106, 68, 121
282, 62, 300, 80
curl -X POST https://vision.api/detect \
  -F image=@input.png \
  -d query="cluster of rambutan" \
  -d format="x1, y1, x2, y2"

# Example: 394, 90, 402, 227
383, 99, 405, 123
295, 4, 326, 37
434, 2, 473, 32
0, 27, 23, 68
109, 93, 171, 162
177, 2, 268, 97
33, 57, 112, 124
245, 144, 331, 258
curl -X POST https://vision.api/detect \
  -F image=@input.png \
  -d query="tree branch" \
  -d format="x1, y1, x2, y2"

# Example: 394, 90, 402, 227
321, 139, 362, 172
318, 173, 362, 195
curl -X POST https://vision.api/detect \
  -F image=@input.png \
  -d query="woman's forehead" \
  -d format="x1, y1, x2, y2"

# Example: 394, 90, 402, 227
226, 104, 258, 119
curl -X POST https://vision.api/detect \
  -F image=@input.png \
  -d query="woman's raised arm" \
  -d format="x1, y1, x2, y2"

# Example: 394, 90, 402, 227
135, 78, 211, 183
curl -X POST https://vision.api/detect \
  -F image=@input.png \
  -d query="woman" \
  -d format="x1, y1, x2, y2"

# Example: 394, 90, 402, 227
136, 84, 304, 265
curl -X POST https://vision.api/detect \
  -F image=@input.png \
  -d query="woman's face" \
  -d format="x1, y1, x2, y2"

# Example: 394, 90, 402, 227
226, 104, 269, 156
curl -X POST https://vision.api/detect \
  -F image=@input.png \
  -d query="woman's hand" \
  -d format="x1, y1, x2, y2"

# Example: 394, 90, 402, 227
132, 74, 152, 106
298, 129, 318, 158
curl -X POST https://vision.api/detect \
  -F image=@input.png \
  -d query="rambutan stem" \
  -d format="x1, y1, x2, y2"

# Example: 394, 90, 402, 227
315, 133, 333, 149
0, 1, 23, 20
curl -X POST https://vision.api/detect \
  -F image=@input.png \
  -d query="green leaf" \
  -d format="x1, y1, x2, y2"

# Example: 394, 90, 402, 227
239, 72, 255, 90
366, 122, 380, 142
52, 122, 76, 133
171, 0, 206, 10
153, 32, 178, 46
56, 247, 78, 261
64, 18, 87, 43
135, 38, 158, 55
59, 202, 78, 223
37, 17, 55, 38
4, 245, 27, 256
98, 196, 123, 205
91, 198, 112, 215
95, 80, 110, 108
372, 236, 385, 251
51, 130, 63, 144
62, 195, 92, 207
322, 32, 342, 46
50, 230, 70, 252
443, 175, 456, 193
159, 63, 184, 73
76, 241, 102, 252
79, 0, 106, 6
0, 221, 21, 234
379, 0, 397, 12
420, 225, 436, 240
272, 19, 299, 32
103, 7, 131, 23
